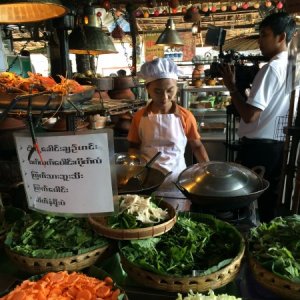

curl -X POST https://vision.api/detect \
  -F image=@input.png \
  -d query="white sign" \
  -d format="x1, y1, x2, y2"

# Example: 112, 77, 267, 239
14, 130, 117, 215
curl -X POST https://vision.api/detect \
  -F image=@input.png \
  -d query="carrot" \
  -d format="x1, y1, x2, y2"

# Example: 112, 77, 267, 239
0, 272, 123, 300
75, 289, 93, 300
96, 285, 111, 298
111, 288, 121, 300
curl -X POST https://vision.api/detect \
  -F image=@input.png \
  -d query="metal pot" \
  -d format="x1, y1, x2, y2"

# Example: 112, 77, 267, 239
175, 161, 269, 210
117, 165, 168, 195
115, 153, 168, 194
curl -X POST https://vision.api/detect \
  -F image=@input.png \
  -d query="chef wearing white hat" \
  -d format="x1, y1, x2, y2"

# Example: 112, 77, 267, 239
128, 58, 209, 189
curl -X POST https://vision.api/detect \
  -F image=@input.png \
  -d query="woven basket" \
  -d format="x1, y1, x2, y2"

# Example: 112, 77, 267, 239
88, 200, 176, 240
121, 243, 244, 293
5, 244, 109, 275
249, 256, 300, 300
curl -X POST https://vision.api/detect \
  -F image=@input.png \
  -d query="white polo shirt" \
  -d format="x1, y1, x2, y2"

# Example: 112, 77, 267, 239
238, 51, 290, 140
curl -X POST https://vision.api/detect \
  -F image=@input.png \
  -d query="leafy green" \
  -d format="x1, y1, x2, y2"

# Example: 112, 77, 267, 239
120, 214, 242, 276
5, 212, 109, 258
248, 215, 300, 283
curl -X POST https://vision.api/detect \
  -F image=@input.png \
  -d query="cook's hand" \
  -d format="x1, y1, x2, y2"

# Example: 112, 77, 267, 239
218, 63, 236, 91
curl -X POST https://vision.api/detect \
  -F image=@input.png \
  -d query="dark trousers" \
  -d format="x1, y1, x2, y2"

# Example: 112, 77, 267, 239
236, 138, 284, 223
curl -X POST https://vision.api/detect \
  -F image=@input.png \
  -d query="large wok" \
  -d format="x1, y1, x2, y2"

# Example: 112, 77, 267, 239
175, 161, 269, 210
117, 165, 168, 194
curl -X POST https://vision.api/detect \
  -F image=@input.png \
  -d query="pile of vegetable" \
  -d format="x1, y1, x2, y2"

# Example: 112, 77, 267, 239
5, 212, 109, 258
176, 290, 241, 300
108, 194, 169, 229
120, 214, 243, 276
0, 271, 124, 300
248, 214, 300, 283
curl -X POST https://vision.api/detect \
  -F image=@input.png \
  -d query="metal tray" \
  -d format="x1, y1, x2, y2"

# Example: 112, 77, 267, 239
0, 86, 95, 110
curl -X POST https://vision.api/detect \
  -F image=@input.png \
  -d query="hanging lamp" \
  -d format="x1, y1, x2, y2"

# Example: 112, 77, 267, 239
69, 5, 117, 55
155, 18, 184, 47
0, 0, 70, 24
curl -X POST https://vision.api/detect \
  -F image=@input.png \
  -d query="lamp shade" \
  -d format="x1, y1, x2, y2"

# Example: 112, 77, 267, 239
156, 18, 184, 47
0, 0, 70, 24
69, 26, 118, 55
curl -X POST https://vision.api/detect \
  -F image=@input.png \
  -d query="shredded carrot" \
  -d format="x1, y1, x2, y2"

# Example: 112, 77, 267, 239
0, 271, 123, 300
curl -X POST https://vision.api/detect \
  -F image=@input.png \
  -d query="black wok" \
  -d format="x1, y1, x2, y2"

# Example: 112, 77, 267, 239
117, 165, 168, 195
174, 162, 270, 210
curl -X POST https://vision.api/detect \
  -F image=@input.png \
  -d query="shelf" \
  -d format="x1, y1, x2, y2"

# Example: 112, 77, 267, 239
182, 85, 228, 93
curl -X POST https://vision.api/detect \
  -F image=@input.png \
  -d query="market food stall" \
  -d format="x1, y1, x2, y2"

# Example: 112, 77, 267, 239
0, 1, 300, 300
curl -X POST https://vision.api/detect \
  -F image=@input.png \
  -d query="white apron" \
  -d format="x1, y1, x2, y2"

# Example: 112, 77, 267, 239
139, 113, 187, 189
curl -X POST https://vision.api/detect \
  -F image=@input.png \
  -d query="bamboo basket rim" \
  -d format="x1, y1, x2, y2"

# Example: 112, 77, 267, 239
5, 244, 109, 274
88, 199, 176, 240
119, 212, 245, 293
121, 242, 245, 293
248, 255, 300, 300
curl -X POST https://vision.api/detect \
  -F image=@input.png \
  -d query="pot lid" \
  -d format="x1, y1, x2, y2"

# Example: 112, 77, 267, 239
177, 161, 263, 197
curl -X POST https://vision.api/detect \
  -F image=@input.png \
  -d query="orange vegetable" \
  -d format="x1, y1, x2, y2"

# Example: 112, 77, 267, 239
0, 271, 122, 300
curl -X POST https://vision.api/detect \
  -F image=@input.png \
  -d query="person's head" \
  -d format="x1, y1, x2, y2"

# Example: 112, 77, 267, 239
117, 69, 126, 77
139, 58, 180, 108
20, 50, 30, 57
258, 12, 296, 59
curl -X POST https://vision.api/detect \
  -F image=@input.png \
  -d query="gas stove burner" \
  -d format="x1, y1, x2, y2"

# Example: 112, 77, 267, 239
191, 205, 251, 223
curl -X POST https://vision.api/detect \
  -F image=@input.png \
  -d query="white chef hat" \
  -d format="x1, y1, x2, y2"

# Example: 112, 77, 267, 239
139, 58, 181, 84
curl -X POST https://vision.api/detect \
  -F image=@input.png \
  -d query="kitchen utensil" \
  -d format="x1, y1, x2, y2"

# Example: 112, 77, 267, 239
123, 152, 162, 190
117, 166, 169, 195
175, 161, 269, 210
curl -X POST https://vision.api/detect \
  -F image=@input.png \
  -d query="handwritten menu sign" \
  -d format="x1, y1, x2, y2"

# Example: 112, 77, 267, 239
14, 130, 116, 215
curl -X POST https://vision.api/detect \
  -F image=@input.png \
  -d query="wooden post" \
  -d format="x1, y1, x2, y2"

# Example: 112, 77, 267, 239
126, 3, 138, 76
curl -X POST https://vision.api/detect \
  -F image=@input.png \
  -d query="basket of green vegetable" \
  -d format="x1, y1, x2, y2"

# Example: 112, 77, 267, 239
119, 212, 245, 293
4, 212, 110, 274
88, 194, 176, 240
248, 215, 300, 300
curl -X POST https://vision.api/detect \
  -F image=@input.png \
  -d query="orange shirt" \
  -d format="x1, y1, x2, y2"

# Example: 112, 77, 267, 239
128, 102, 201, 144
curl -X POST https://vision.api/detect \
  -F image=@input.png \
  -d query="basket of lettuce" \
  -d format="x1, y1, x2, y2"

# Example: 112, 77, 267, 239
88, 194, 176, 240
119, 212, 245, 293
248, 215, 300, 300
4, 212, 110, 274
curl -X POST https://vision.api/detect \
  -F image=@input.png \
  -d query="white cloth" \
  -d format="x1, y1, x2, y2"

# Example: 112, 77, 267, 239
139, 58, 182, 84
139, 113, 187, 188
238, 51, 290, 140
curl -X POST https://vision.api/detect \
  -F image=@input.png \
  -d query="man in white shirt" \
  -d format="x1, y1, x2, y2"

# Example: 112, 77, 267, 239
219, 12, 296, 222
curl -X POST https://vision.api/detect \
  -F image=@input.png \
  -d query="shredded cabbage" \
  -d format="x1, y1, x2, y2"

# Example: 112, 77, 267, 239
176, 290, 242, 300
119, 194, 168, 224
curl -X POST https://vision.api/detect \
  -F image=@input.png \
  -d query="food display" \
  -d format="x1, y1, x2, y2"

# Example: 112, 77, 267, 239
0, 72, 84, 95
176, 290, 242, 300
248, 215, 300, 299
4, 212, 109, 274
119, 213, 245, 292
109, 194, 169, 228
0, 71, 94, 109
0, 271, 125, 300
88, 194, 176, 240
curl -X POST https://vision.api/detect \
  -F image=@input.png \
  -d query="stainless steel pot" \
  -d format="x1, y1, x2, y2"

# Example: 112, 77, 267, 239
115, 152, 168, 194
117, 165, 168, 195
175, 161, 269, 210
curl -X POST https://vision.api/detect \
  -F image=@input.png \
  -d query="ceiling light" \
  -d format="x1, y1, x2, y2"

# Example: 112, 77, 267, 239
0, 0, 70, 24
155, 18, 183, 47
69, 26, 118, 55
